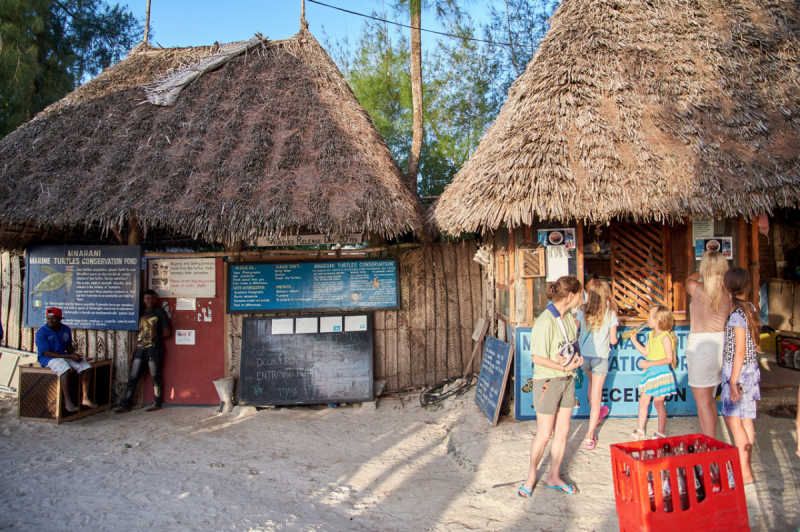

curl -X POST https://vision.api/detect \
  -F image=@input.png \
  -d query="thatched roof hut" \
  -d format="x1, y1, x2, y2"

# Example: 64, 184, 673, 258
434, 0, 800, 235
0, 30, 424, 249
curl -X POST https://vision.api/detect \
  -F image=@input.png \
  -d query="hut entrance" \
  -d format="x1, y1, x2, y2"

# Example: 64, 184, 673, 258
609, 223, 670, 320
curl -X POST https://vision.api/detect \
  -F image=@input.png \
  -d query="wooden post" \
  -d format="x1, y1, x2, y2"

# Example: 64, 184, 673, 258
127, 215, 142, 246
300, 0, 308, 29
576, 220, 585, 288
738, 216, 748, 271
751, 221, 760, 308
224, 241, 245, 383
525, 226, 533, 323
773, 219, 786, 279
143, 0, 152, 44
127, 214, 143, 405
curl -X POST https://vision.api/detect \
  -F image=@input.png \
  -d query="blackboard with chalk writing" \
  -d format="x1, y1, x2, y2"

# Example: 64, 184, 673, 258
239, 314, 373, 406
474, 337, 512, 426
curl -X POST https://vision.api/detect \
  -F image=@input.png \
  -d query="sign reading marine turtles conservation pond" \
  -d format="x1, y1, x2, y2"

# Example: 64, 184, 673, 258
25, 245, 141, 330
226, 259, 399, 313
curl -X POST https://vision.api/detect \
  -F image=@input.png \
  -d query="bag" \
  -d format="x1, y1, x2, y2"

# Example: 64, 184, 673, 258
555, 315, 581, 367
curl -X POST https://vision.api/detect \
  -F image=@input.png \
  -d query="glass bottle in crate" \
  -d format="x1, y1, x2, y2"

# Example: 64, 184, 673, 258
710, 463, 722, 493
647, 472, 656, 512
726, 461, 736, 489
693, 464, 706, 502
677, 468, 690, 510
661, 470, 673, 512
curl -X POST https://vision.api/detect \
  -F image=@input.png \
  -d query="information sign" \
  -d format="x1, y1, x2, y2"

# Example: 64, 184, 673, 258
227, 259, 399, 313
25, 245, 140, 330
474, 337, 513, 426
148, 258, 216, 298
515, 325, 702, 419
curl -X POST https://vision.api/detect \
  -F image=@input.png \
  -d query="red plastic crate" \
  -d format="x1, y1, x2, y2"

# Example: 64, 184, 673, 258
610, 434, 749, 531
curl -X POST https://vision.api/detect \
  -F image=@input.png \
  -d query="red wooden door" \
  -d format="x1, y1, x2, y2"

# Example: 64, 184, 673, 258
144, 258, 225, 404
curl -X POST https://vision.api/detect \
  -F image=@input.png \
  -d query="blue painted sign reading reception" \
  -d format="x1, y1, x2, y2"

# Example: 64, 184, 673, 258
25, 245, 141, 330
227, 260, 399, 313
515, 325, 698, 419
474, 337, 513, 426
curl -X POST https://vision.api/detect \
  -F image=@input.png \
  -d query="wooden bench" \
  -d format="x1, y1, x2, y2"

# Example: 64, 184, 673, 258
18, 359, 112, 424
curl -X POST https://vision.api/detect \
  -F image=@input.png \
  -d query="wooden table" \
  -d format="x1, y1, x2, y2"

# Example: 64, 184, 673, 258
18, 359, 112, 424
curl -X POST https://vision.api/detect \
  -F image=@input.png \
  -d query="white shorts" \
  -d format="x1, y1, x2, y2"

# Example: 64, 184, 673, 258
46, 358, 92, 377
686, 332, 724, 388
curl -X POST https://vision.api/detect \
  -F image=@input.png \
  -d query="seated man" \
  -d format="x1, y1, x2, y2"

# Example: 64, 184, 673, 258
35, 307, 96, 412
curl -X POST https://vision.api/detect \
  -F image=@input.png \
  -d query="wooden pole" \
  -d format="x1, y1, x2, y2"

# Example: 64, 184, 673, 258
576, 220, 585, 288
143, 0, 152, 44
738, 215, 748, 271
300, 0, 308, 29
751, 221, 760, 308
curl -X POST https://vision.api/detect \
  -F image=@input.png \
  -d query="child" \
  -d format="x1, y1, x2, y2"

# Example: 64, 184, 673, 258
721, 267, 762, 485
630, 306, 678, 440
576, 279, 619, 449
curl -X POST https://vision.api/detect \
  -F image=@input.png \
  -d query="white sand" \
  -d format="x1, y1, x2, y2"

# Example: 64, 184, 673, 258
0, 391, 798, 531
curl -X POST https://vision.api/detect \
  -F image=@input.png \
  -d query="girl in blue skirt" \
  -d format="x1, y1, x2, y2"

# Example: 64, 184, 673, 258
721, 267, 761, 485
630, 306, 678, 440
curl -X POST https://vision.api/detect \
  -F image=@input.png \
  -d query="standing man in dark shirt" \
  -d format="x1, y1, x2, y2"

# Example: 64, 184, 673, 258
35, 307, 96, 412
116, 290, 171, 413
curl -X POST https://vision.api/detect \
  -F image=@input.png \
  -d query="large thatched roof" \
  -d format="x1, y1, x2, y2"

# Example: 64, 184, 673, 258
434, 0, 800, 235
0, 30, 424, 248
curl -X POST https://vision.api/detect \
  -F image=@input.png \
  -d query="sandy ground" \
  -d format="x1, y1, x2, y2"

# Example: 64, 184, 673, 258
1, 370, 799, 531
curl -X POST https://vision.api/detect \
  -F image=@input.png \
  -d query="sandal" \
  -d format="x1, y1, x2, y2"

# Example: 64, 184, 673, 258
584, 437, 597, 450
599, 405, 610, 420
545, 483, 579, 495
631, 429, 645, 441
517, 484, 534, 498
652, 431, 667, 439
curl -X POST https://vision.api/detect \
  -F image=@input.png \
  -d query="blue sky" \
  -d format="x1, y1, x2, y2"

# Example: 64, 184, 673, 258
123, 0, 493, 50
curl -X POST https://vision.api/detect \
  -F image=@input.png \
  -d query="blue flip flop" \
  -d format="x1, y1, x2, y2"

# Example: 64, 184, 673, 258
545, 483, 578, 495
517, 484, 534, 498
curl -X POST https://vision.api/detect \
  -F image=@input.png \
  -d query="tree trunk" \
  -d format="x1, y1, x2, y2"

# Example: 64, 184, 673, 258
407, 0, 423, 195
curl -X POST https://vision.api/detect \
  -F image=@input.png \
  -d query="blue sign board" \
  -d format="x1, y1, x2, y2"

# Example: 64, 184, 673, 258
25, 245, 141, 330
227, 260, 399, 313
474, 337, 513, 425
515, 325, 701, 419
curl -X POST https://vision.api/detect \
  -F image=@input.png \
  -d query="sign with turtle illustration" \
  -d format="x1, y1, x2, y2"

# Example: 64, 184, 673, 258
227, 259, 399, 313
25, 245, 141, 330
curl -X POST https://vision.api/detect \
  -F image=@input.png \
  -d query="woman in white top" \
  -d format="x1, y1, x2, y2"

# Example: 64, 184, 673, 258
686, 250, 731, 438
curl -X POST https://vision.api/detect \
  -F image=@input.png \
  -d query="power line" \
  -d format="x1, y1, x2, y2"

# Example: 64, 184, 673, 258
306, 0, 511, 47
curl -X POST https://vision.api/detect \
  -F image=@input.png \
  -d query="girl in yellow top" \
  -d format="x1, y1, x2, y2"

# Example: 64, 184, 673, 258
630, 306, 678, 440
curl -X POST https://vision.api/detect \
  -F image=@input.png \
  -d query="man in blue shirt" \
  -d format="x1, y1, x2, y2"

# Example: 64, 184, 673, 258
35, 307, 96, 412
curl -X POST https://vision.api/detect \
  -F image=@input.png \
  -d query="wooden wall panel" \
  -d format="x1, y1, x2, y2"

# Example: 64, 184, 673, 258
423, 247, 437, 384
433, 245, 449, 383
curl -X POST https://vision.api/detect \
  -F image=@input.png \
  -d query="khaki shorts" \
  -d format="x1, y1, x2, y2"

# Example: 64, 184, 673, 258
532, 376, 576, 415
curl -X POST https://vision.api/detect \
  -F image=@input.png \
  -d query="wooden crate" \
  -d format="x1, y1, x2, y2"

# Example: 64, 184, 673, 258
17, 359, 112, 424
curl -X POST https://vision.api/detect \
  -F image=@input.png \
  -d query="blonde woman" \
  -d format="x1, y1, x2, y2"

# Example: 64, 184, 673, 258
686, 250, 731, 438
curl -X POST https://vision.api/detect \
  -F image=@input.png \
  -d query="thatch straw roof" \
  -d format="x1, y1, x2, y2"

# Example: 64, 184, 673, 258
0, 30, 424, 249
434, 0, 800, 235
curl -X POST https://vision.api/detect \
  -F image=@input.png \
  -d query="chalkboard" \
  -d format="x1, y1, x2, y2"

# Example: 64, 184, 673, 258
474, 337, 513, 426
239, 314, 374, 406
227, 260, 399, 314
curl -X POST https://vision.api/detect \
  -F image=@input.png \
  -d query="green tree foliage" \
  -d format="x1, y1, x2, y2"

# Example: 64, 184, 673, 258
0, 0, 142, 138
331, 11, 497, 198
328, 1, 559, 198
484, 0, 560, 99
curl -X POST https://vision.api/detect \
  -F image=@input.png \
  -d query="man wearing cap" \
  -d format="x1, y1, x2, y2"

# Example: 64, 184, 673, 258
35, 307, 96, 412
116, 289, 171, 414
